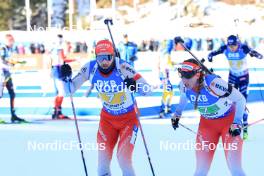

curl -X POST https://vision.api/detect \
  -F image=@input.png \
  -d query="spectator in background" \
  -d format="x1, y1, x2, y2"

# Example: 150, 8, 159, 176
148, 39, 159, 52
148, 39, 155, 51
17, 43, 25, 55
206, 38, 214, 51
39, 43, 45, 54
196, 38, 202, 51
30, 43, 35, 54
75, 42, 81, 53
138, 40, 147, 51
81, 41, 88, 53
34, 43, 40, 54
184, 37, 193, 50
118, 34, 138, 67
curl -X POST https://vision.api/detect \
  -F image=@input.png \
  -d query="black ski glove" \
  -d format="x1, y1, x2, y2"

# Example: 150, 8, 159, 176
60, 64, 72, 80
229, 123, 242, 137
208, 53, 213, 62
124, 76, 137, 92
171, 115, 180, 130
249, 50, 263, 59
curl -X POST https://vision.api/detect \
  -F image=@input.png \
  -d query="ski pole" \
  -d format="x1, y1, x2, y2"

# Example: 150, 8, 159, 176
173, 117, 208, 152
177, 121, 203, 140
241, 118, 264, 130
135, 104, 156, 176
104, 18, 120, 58
178, 117, 264, 136
68, 80, 88, 176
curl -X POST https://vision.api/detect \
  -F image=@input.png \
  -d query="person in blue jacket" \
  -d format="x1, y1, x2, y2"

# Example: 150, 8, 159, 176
118, 34, 138, 67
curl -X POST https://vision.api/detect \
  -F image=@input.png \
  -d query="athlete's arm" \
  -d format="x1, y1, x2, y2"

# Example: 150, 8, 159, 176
65, 62, 91, 94
174, 81, 189, 117
208, 45, 227, 62
209, 77, 246, 125
120, 62, 152, 95
242, 44, 263, 59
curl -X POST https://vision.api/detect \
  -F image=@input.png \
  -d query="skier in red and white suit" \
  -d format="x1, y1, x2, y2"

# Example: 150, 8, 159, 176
172, 58, 246, 176
61, 39, 152, 176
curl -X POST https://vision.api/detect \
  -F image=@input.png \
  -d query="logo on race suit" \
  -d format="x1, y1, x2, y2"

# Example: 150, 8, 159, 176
239, 77, 247, 81
95, 80, 117, 88
130, 125, 138, 145
81, 66, 87, 73
227, 52, 240, 59
95, 80, 127, 93
214, 83, 227, 92
190, 95, 208, 102
125, 66, 136, 74
121, 64, 136, 75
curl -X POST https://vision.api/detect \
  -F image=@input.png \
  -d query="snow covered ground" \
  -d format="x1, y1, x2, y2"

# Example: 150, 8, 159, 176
1, 51, 264, 176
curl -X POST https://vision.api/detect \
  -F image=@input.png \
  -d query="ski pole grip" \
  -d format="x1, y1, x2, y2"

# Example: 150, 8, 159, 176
104, 18, 113, 25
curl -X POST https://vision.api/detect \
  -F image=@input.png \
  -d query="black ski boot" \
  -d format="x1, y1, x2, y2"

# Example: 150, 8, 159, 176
11, 114, 26, 123
52, 107, 70, 120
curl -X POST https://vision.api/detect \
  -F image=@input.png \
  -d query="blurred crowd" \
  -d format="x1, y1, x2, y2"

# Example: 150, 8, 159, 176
138, 37, 264, 52
3, 36, 264, 55
13, 41, 89, 55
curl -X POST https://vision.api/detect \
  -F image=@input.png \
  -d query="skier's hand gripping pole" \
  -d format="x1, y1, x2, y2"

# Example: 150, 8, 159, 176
61, 63, 89, 176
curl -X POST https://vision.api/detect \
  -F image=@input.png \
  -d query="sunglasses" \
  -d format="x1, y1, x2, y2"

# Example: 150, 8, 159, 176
96, 55, 113, 62
228, 43, 238, 46
178, 68, 198, 79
